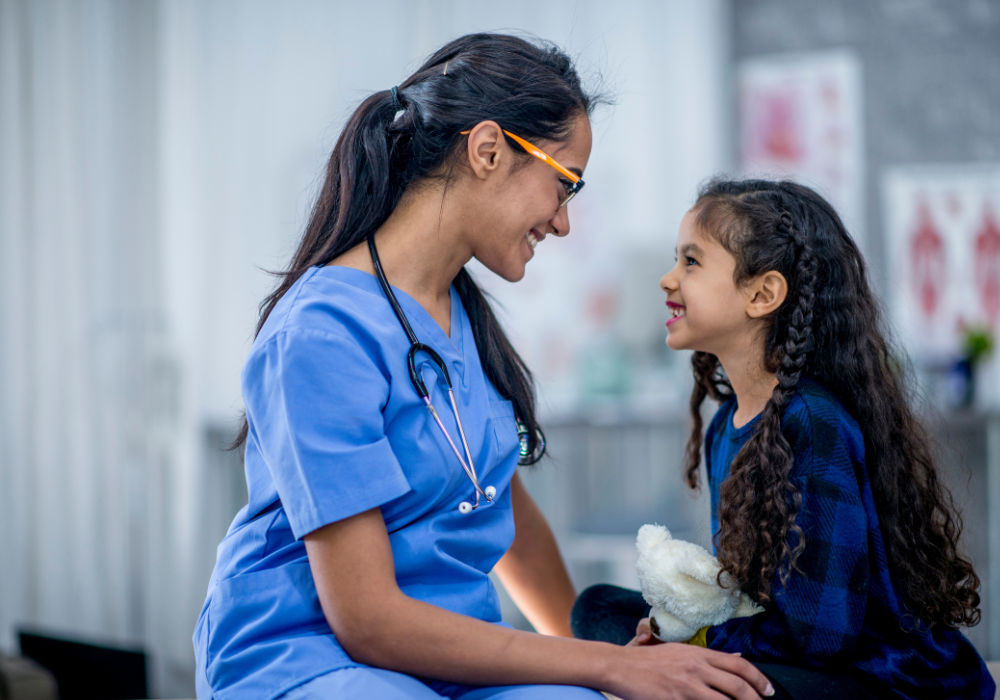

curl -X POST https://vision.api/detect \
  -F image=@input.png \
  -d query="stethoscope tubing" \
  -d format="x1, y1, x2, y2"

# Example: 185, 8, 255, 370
367, 233, 494, 513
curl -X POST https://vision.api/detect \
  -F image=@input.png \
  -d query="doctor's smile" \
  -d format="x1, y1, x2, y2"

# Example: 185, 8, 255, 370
526, 228, 545, 251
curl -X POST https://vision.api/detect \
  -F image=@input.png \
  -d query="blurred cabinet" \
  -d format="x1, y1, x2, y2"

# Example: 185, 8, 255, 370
0, 657, 57, 700
932, 413, 1000, 661
519, 412, 709, 598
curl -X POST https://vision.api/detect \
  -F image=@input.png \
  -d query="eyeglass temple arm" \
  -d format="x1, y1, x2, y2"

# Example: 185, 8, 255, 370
459, 129, 581, 184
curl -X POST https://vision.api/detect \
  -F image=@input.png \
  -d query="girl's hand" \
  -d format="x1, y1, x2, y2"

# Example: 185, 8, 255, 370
609, 643, 774, 700
626, 617, 664, 646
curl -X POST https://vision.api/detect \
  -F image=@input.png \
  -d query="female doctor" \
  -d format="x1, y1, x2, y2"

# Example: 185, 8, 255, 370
194, 33, 773, 700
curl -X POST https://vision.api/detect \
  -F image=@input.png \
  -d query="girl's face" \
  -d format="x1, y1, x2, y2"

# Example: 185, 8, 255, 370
468, 113, 592, 282
659, 210, 753, 355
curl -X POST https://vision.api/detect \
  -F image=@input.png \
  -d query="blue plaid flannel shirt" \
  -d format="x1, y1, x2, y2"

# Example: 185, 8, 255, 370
703, 379, 995, 700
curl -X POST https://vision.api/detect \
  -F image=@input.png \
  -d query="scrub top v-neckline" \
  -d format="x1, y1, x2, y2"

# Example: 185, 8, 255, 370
321, 264, 465, 356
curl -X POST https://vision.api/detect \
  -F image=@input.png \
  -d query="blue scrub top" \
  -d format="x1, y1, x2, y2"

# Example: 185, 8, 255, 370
194, 266, 521, 700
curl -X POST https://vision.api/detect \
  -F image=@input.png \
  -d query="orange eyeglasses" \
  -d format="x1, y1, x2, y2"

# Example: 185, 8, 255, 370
460, 128, 585, 207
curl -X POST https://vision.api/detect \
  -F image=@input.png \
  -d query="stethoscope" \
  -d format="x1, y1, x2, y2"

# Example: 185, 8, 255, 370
367, 234, 545, 514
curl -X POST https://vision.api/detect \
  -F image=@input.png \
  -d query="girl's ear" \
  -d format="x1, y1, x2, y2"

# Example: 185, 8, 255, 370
745, 270, 788, 319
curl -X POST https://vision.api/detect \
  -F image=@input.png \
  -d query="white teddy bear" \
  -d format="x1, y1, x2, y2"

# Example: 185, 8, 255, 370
635, 524, 764, 644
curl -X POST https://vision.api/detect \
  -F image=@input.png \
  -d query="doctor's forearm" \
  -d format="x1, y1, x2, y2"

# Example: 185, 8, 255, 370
305, 508, 610, 687
334, 590, 770, 700
493, 473, 576, 637
341, 588, 621, 687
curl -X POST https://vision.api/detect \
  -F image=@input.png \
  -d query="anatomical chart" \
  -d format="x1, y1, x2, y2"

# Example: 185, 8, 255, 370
739, 50, 865, 248
882, 165, 1000, 408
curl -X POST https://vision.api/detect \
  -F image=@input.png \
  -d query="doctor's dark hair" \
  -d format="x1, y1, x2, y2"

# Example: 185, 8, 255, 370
683, 179, 980, 631
232, 33, 601, 460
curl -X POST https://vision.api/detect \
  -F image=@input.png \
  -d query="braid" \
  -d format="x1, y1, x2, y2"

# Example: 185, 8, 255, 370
714, 207, 818, 602
777, 211, 816, 393
768, 211, 817, 585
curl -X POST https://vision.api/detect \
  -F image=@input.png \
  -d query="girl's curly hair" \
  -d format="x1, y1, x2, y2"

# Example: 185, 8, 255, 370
683, 178, 981, 630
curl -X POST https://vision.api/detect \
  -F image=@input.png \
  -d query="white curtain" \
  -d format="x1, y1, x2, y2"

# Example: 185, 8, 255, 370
0, 0, 194, 693
0, 2, 731, 695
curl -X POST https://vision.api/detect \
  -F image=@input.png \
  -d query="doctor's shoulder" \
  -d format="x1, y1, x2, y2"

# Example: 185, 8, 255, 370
252, 267, 396, 346
242, 267, 400, 383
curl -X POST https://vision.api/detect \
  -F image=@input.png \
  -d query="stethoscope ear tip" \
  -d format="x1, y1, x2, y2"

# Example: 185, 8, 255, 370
458, 501, 473, 514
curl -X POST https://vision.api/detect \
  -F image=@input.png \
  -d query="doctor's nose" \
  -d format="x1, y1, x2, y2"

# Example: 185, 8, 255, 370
549, 206, 570, 237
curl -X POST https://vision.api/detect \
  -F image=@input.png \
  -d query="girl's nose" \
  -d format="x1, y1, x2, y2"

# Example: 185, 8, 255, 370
660, 269, 678, 293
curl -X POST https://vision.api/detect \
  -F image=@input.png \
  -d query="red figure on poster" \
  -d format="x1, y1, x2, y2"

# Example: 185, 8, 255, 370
910, 199, 946, 319
761, 91, 803, 162
975, 202, 1000, 325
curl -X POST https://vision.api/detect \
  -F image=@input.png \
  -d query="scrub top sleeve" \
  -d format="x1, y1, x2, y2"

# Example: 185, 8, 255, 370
243, 328, 411, 539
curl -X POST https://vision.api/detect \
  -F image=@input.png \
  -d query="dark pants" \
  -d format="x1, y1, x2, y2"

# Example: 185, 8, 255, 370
570, 583, 651, 646
570, 584, 880, 700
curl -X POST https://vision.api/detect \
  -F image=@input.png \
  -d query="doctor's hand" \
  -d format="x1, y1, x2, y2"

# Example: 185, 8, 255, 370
607, 643, 773, 700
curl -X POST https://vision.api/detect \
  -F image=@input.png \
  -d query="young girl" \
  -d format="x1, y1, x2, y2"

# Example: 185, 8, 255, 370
572, 179, 995, 699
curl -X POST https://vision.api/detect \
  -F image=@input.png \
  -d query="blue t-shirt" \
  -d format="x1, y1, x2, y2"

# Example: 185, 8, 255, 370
193, 266, 521, 700
703, 379, 995, 700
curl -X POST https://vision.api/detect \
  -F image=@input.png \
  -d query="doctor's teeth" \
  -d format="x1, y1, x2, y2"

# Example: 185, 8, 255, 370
526, 232, 538, 249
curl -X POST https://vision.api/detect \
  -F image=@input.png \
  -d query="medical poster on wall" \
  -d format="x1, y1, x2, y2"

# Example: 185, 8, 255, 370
738, 50, 865, 248
882, 164, 1000, 407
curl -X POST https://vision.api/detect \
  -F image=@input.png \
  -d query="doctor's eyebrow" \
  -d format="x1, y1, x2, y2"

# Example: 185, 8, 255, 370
567, 167, 583, 178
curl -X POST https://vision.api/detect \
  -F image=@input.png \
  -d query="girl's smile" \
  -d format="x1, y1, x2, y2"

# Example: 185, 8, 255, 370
666, 301, 686, 326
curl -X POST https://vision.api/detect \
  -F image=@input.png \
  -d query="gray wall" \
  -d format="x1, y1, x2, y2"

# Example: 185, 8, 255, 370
734, 0, 1000, 278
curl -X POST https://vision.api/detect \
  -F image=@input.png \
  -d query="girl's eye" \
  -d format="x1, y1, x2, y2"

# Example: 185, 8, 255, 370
685, 256, 698, 266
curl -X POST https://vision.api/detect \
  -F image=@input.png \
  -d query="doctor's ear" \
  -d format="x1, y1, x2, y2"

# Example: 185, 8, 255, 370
744, 270, 788, 319
465, 121, 506, 180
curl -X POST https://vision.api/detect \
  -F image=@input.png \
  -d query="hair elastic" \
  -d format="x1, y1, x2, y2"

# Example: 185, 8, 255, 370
443, 60, 450, 75
390, 86, 402, 112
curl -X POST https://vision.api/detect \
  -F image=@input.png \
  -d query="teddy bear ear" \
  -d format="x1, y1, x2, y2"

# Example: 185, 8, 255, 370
636, 524, 672, 553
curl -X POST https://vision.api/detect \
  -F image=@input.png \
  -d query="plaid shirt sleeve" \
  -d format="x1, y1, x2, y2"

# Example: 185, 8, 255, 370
706, 398, 871, 666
